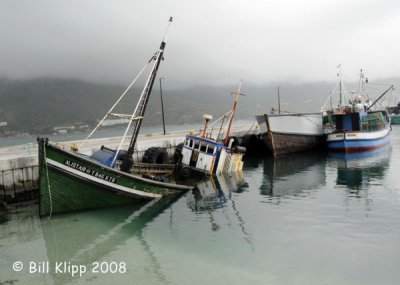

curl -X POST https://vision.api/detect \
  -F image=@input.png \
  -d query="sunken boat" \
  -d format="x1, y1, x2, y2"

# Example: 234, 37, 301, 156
38, 18, 192, 217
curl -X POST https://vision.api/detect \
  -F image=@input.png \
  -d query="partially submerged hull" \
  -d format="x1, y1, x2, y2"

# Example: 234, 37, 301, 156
38, 137, 191, 217
327, 127, 390, 153
264, 131, 325, 156
256, 113, 325, 156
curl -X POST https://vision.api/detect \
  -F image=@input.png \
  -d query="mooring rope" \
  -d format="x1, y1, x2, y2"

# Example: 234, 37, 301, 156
43, 141, 53, 219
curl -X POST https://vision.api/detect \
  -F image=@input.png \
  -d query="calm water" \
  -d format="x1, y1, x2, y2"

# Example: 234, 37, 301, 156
1, 126, 400, 285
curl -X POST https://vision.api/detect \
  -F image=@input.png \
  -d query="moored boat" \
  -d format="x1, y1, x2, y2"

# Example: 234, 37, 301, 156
326, 110, 391, 152
255, 112, 325, 156
387, 102, 400, 124
391, 114, 400, 125
38, 18, 192, 217
326, 69, 394, 153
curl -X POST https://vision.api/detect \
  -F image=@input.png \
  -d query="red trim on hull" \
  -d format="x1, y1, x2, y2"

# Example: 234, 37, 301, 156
329, 141, 390, 153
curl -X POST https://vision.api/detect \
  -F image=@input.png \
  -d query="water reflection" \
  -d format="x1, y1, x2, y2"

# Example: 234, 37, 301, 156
256, 151, 327, 198
40, 195, 182, 285
328, 147, 391, 192
187, 172, 245, 212
186, 173, 253, 246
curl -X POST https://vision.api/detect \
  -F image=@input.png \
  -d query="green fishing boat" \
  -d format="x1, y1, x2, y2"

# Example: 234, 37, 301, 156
38, 18, 192, 217
387, 103, 400, 124
390, 114, 400, 124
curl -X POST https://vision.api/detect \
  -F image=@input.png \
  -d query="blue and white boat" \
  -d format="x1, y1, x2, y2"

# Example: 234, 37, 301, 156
326, 109, 391, 152
177, 83, 246, 177
326, 69, 394, 153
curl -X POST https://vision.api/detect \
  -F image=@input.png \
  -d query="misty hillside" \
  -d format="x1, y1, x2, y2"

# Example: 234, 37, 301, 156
0, 77, 397, 134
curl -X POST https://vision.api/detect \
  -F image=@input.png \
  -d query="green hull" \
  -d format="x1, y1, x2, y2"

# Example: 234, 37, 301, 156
390, 114, 400, 124
38, 137, 190, 217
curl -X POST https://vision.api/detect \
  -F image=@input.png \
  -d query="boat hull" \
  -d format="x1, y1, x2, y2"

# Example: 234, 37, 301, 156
256, 113, 325, 156
264, 132, 325, 156
326, 128, 390, 153
390, 114, 400, 125
38, 137, 190, 217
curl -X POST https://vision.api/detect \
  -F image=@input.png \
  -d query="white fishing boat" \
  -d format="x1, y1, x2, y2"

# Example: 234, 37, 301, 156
255, 112, 325, 156
176, 82, 247, 177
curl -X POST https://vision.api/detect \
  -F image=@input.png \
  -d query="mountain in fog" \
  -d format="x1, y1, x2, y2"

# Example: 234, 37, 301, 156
0, 77, 397, 135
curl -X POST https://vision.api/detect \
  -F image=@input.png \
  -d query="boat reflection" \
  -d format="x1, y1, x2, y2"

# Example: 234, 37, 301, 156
187, 172, 245, 212
328, 146, 391, 191
40, 195, 183, 285
186, 173, 253, 246
258, 151, 327, 198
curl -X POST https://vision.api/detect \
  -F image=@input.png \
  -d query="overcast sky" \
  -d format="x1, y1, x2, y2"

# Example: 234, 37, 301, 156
1, 0, 400, 88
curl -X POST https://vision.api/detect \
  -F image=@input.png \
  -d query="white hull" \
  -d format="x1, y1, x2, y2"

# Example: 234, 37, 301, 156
264, 113, 324, 135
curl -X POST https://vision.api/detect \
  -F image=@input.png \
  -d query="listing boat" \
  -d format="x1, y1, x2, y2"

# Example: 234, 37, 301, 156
255, 112, 325, 156
38, 18, 192, 217
326, 69, 393, 153
176, 82, 246, 177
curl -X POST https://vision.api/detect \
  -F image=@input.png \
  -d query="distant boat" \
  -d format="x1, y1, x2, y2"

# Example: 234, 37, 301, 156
38, 18, 192, 217
255, 112, 325, 156
391, 114, 400, 125
387, 103, 400, 124
176, 82, 246, 177
326, 69, 393, 153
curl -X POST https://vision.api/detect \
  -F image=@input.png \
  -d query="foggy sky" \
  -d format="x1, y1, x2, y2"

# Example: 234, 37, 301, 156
1, 0, 400, 88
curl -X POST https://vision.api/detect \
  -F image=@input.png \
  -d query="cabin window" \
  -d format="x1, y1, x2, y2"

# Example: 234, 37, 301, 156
189, 139, 193, 148
207, 145, 214, 154
185, 138, 190, 146
194, 141, 200, 150
200, 143, 207, 152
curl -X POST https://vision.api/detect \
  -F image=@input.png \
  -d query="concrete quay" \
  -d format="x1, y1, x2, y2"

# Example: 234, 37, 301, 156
0, 123, 260, 203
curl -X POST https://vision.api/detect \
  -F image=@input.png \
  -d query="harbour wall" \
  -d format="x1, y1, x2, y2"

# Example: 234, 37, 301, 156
0, 124, 261, 203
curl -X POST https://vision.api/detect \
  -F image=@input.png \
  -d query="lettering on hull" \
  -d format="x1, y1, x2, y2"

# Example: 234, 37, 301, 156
64, 159, 117, 183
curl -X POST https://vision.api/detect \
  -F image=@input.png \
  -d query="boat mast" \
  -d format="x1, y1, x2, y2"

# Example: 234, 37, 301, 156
127, 17, 173, 155
224, 81, 245, 145
338, 64, 343, 107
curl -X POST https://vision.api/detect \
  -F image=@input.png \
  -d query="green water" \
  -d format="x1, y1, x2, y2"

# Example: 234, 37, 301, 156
1, 127, 400, 285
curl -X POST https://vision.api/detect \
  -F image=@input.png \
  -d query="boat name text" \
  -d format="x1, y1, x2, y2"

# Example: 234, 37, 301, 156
64, 160, 117, 183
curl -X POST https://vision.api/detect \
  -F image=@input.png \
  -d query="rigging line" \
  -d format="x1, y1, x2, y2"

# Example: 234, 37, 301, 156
112, 51, 161, 166
243, 119, 257, 136
342, 84, 352, 103
209, 109, 233, 127
321, 81, 338, 109
79, 56, 153, 148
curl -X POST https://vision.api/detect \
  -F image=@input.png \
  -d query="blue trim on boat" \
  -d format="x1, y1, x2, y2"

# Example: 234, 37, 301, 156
327, 131, 390, 152
186, 135, 225, 147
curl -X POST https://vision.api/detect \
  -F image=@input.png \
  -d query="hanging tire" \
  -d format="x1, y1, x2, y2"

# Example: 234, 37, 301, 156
142, 147, 169, 164
179, 166, 191, 179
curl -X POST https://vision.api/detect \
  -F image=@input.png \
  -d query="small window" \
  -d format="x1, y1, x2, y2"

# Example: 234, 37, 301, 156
189, 139, 193, 148
194, 141, 200, 150
200, 143, 207, 152
185, 138, 190, 146
207, 145, 214, 154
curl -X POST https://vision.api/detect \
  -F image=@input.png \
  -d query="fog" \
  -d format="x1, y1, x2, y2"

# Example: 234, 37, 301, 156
1, 0, 400, 88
